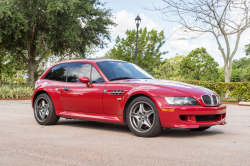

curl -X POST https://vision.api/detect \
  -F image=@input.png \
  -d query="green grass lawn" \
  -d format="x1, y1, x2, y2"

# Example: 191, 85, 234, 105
222, 98, 238, 102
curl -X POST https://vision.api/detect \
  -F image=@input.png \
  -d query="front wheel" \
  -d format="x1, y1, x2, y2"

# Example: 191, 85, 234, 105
126, 96, 162, 137
34, 93, 59, 125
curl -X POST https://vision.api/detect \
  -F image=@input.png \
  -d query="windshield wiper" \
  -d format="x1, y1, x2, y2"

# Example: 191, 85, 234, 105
110, 77, 134, 81
140, 78, 152, 79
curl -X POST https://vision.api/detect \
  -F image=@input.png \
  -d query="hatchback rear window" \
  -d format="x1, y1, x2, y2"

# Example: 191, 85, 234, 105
44, 63, 69, 82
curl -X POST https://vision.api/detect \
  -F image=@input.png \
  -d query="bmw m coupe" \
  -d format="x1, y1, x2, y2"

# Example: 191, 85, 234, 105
32, 59, 226, 137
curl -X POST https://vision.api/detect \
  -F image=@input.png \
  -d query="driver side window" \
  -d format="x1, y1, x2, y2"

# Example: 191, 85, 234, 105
67, 63, 91, 83
67, 62, 105, 83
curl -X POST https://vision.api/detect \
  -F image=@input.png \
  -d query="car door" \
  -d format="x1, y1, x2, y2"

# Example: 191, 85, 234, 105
60, 62, 106, 114
43, 63, 69, 111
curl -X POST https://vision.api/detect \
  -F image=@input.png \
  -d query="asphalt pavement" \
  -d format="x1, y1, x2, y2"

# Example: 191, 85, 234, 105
0, 100, 250, 166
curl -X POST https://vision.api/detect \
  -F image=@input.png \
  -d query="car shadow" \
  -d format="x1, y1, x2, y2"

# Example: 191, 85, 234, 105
57, 119, 224, 138
159, 128, 224, 138
57, 119, 130, 133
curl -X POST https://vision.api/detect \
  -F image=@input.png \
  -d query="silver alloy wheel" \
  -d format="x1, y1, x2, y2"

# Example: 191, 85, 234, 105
129, 101, 155, 132
35, 97, 50, 122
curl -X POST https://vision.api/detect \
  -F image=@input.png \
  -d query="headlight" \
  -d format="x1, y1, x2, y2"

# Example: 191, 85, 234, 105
165, 97, 199, 105
218, 97, 222, 105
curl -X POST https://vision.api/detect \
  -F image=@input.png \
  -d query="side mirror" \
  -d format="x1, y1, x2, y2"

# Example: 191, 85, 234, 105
79, 77, 91, 87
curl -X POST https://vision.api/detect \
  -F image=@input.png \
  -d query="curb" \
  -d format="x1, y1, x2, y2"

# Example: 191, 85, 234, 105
239, 102, 250, 106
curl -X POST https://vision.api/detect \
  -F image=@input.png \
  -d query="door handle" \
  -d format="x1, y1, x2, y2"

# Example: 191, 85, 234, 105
63, 88, 70, 91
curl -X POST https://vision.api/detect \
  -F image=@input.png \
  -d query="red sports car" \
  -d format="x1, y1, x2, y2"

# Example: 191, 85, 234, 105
32, 59, 226, 137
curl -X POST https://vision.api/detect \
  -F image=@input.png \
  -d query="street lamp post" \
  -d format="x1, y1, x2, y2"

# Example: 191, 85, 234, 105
134, 15, 141, 65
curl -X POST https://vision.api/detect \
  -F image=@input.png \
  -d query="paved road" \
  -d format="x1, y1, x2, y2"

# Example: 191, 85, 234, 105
0, 100, 250, 166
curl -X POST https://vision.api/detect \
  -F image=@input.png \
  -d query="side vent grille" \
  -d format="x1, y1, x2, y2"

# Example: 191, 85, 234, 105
109, 90, 124, 95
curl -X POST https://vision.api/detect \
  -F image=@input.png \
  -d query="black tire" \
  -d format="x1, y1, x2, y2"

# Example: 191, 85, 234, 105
126, 96, 162, 137
190, 126, 211, 131
33, 93, 59, 125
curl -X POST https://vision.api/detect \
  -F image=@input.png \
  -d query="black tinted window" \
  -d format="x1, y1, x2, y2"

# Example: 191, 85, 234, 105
44, 63, 69, 82
67, 63, 91, 83
91, 66, 105, 83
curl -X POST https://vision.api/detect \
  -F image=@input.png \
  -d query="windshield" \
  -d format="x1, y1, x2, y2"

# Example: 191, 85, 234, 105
97, 61, 154, 81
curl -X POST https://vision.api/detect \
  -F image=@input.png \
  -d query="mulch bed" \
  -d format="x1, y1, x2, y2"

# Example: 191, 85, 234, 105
222, 101, 240, 105
0, 97, 31, 100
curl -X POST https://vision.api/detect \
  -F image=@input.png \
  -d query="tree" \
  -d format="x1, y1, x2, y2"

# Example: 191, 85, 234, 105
215, 67, 225, 82
0, 0, 116, 85
0, 50, 26, 85
103, 28, 167, 74
0, 49, 6, 85
245, 44, 250, 56
153, 55, 184, 80
232, 57, 250, 81
150, 0, 250, 82
179, 48, 219, 81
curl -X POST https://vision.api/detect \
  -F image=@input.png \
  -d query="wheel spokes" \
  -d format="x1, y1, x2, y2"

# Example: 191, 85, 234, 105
40, 111, 46, 119
36, 98, 49, 121
130, 102, 155, 132
144, 118, 152, 128
41, 100, 45, 107
137, 118, 143, 130
44, 104, 49, 109
145, 110, 153, 116
138, 104, 145, 115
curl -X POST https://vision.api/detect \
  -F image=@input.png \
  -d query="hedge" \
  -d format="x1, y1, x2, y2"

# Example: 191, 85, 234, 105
0, 85, 34, 99
183, 80, 250, 101
0, 81, 250, 101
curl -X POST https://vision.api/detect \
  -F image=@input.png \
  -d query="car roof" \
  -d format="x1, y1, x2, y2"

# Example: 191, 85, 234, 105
54, 59, 124, 65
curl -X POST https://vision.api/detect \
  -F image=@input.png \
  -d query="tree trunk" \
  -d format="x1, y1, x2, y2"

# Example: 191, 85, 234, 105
28, 61, 35, 85
224, 58, 233, 83
224, 60, 232, 98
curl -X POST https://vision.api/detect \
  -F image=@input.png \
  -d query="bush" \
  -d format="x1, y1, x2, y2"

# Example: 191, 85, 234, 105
0, 85, 34, 99
183, 80, 250, 101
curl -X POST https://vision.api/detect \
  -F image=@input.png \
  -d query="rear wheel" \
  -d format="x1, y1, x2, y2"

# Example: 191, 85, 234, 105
34, 93, 59, 125
126, 96, 162, 137
190, 126, 211, 131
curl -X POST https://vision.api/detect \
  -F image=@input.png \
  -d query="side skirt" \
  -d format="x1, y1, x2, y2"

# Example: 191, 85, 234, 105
56, 110, 124, 124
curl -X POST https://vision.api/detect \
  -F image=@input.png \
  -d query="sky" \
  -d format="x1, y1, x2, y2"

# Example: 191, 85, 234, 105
93, 0, 250, 67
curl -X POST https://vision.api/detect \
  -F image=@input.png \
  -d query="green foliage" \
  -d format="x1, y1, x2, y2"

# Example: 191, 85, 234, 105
153, 55, 185, 80
231, 57, 250, 82
215, 67, 225, 82
0, 49, 27, 85
230, 68, 243, 82
0, 85, 33, 99
0, 0, 115, 54
0, 0, 116, 85
229, 83, 250, 101
103, 28, 167, 74
179, 48, 219, 81
245, 44, 250, 56
183, 80, 250, 101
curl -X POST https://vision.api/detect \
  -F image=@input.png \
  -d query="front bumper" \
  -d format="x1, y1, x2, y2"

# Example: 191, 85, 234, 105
152, 97, 227, 129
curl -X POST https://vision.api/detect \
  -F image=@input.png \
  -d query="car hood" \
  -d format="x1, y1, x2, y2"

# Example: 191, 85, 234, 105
114, 79, 215, 96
